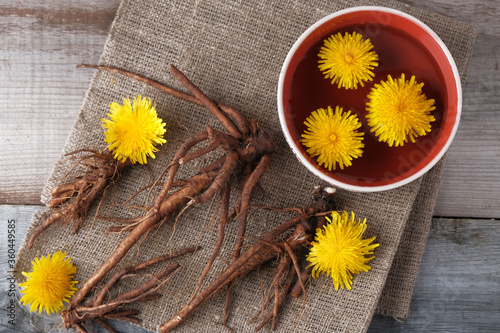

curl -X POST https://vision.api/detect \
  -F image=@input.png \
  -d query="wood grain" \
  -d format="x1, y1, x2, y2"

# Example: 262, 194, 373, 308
368, 217, 500, 332
0, 1, 121, 205
2, 205, 498, 332
0, 0, 498, 218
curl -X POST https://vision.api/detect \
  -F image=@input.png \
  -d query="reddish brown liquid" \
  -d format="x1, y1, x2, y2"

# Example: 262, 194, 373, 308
288, 24, 446, 186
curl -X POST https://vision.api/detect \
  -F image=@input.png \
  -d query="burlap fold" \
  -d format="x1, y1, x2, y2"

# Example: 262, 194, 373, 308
16, 0, 476, 332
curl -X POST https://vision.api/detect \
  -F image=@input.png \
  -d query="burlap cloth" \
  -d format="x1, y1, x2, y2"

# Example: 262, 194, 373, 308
16, 0, 477, 332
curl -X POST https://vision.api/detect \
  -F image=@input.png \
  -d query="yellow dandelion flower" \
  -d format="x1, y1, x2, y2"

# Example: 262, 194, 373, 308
19, 251, 78, 314
366, 74, 436, 147
300, 106, 364, 171
307, 211, 379, 290
318, 31, 379, 89
102, 95, 167, 164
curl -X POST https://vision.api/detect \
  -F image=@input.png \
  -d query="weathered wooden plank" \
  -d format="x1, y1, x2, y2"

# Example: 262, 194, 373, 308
435, 55, 500, 218
0, 205, 38, 332
368, 217, 500, 332
0, 0, 499, 218
2, 206, 498, 332
0, 1, 121, 205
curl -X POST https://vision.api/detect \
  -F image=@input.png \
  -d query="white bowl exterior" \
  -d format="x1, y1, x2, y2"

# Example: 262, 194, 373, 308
277, 6, 462, 192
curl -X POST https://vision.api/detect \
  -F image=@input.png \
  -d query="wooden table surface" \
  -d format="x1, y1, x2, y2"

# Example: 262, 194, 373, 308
1, 1, 499, 332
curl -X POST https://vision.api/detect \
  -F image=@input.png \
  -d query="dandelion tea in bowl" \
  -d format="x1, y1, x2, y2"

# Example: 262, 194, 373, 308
277, 6, 461, 192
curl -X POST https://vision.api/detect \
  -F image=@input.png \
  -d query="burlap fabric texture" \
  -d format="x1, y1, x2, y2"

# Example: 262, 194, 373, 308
16, 0, 476, 332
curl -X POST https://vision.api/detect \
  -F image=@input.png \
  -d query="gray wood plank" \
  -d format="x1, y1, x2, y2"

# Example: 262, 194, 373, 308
0, 0, 121, 205
2, 205, 499, 332
368, 217, 500, 332
0, 2, 498, 212
0, 205, 40, 333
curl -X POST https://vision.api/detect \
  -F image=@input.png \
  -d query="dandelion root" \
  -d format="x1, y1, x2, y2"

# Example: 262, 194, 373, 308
61, 246, 195, 332
28, 151, 129, 249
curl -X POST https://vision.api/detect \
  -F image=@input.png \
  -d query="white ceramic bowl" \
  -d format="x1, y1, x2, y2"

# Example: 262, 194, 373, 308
277, 6, 461, 192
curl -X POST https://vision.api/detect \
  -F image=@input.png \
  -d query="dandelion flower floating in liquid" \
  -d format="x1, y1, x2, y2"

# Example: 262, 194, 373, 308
19, 251, 78, 314
366, 74, 436, 147
102, 95, 167, 164
307, 211, 379, 290
318, 31, 379, 89
300, 106, 364, 171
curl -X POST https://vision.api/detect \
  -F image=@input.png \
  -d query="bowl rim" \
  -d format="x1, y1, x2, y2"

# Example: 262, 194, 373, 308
277, 5, 462, 192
